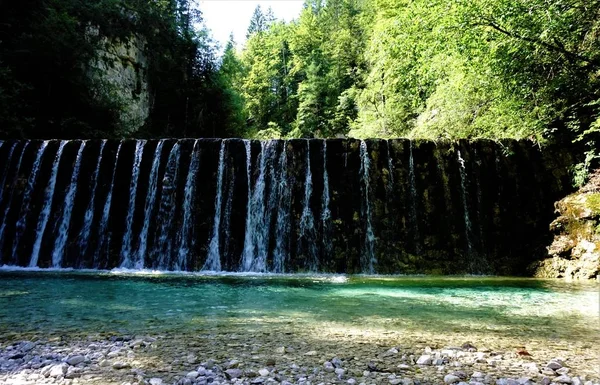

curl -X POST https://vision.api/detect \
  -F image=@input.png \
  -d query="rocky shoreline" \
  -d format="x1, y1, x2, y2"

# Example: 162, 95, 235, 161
1, 332, 598, 385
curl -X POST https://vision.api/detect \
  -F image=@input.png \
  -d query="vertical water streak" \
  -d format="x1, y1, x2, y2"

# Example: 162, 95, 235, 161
273, 141, 290, 273
175, 140, 200, 271
51, 141, 85, 267
240, 140, 254, 271
0, 142, 17, 206
240, 141, 269, 272
321, 141, 332, 259
153, 142, 181, 269
94, 143, 122, 268
457, 149, 474, 257
408, 140, 421, 255
12, 142, 48, 260
120, 140, 145, 268
0, 142, 28, 260
29, 141, 67, 267
78, 140, 106, 258
386, 140, 395, 189
221, 165, 235, 263
135, 140, 165, 268
297, 140, 318, 271
204, 140, 227, 271
359, 140, 376, 274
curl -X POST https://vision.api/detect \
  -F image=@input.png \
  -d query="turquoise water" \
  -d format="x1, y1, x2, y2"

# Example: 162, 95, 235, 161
0, 270, 597, 342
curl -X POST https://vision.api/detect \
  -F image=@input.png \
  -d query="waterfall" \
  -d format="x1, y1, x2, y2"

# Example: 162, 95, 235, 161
30, 141, 67, 267
386, 140, 395, 195
408, 140, 421, 255
175, 140, 200, 271
120, 140, 145, 268
135, 140, 165, 268
457, 150, 474, 257
94, 143, 122, 267
77, 140, 106, 258
359, 140, 376, 274
0, 142, 28, 261
241, 140, 253, 271
204, 140, 227, 271
297, 140, 318, 271
12, 142, 48, 261
153, 143, 181, 269
273, 142, 290, 273
321, 141, 332, 259
0, 142, 17, 207
51, 141, 85, 267
240, 141, 273, 272
221, 164, 235, 263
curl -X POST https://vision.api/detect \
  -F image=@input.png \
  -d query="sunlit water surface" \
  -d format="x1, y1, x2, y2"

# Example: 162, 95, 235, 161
0, 270, 597, 343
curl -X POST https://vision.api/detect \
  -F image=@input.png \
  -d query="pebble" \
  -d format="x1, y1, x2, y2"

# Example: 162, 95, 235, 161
149, 378, 163, 385
324, 361, 335, 372
547, 361, 563, 370
445, 374, 461, 384
112, 361, 131, 369
554, 375, 573, 384
66, 355, 85, 366
416, 355, 432, 365
259, 368, 270, 377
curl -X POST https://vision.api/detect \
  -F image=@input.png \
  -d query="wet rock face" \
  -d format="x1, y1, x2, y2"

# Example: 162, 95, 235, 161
0, 138, 574, 275
531, 171, 600, 280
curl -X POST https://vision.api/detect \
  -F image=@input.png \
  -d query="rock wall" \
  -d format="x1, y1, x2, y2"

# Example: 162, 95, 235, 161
0, 139, 575, 275
89, 33, 150, 132
530, 171, 600, 280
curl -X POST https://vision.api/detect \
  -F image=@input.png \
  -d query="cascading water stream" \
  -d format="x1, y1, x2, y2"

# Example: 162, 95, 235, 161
94, 143, 122, 267
30, 141, 67, 267
408, 140, 421, 255
221, 166, 235, 263
359, 140, 376, 274
297, 140, 318, 271
204, 140, 227, 271
135, 140, 165, 268
12, 141, 48, 261
457, 150, 475, 258
51, 141, 86, 267
175, 140, 200, 271
120, 140, 145, 268
241, 141, 270, 272
0, 142, 17, 207
0, 142, 28, 260
153, 143, 181, 269
273, 141, 290, 273
321, 141, 332, 259
77, 141, 106, 258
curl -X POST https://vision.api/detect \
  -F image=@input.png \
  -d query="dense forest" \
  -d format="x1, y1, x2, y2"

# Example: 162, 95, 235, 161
0, 0, 599, 179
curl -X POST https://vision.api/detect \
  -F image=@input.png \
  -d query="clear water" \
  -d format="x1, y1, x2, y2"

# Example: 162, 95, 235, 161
0, 271, 597, 345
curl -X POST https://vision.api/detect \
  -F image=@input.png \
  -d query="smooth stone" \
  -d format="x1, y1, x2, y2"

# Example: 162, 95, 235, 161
21, 342, 35, 352
547, 362, 563, 370
470, 382, 485, 385
186, 371, 199, 379
554, 375, 572, 384
445, 375, 461, 384
571, 378, 582, 385
472, 372, 485, 378
348, 380, 356, 385
397, 364, 411, 370
274, 347, 285, 354
305, 351, 317, 356
557, 368, 570, 375
112, 362, 131, 369
416, 355, 432, 365
390, 380, 402, 385
335, 368, 346, 376
324, 362, 335, 372
458, 382, 470, 385
259, 369, 270, 377
225, 369, 243, 379
332, 357, 343, 368
66, 355, 85, 366
149, 378, 163, 385
49, 363, 68, 378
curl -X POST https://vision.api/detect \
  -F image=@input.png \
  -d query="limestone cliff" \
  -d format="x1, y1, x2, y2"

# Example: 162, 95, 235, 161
89, 33, 150, 133
531, 171, 600, 280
